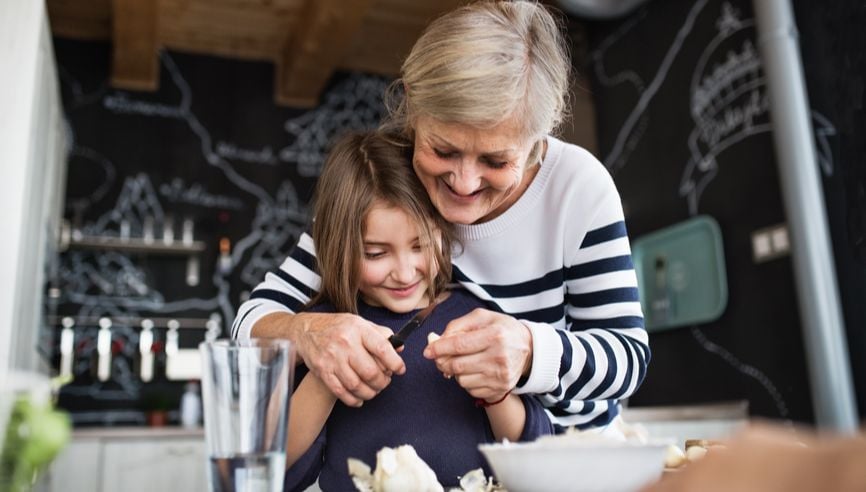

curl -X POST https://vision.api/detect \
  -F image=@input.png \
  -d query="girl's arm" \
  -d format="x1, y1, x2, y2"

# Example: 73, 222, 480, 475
485, 393, 556, 443
286, 373, 338, 468
483, 394, 526, 442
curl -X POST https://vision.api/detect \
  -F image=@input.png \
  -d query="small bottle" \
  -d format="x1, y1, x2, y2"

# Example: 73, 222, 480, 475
180, 380, 201, 428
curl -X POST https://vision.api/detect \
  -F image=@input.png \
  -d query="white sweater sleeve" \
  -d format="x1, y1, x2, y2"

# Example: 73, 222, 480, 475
231, 232, 321, 340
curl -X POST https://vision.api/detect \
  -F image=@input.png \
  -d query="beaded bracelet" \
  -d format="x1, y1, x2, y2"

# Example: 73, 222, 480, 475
474, 391, 511, 408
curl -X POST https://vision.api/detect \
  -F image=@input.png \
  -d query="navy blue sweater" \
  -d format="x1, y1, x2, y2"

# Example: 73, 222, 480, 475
283, 289, 554, 491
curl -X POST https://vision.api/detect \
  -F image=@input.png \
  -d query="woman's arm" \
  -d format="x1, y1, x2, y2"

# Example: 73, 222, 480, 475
286, 373, 337, 468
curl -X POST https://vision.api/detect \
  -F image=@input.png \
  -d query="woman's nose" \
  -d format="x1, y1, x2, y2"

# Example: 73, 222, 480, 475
449, 161, 482, 195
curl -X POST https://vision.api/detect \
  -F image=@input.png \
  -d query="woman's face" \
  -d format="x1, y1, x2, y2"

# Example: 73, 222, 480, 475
412, 115, 539, 225
358, 201, 438, 313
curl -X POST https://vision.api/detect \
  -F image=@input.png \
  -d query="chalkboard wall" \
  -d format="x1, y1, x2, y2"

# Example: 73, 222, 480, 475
586, 0, 866, 423
49, 39, 389, 425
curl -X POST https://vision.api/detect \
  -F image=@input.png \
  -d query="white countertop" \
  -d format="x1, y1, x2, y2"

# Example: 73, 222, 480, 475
72, 425, 204, 439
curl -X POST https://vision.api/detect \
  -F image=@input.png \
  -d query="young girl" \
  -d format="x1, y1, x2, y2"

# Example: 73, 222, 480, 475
282, 131, 553, 491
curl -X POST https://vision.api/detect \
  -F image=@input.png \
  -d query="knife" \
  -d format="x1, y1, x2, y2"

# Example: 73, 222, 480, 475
388, 294, 444, 348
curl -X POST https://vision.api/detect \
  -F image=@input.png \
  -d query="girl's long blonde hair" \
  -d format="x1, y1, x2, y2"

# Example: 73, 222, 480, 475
309, 131, 455, 314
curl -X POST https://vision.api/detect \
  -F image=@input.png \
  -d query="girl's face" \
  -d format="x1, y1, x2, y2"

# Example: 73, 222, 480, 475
412, 115, 538, 225
358, 201, 438, 313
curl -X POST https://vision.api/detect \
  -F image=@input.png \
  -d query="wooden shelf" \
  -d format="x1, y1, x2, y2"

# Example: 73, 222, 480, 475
63, 235, 206, 255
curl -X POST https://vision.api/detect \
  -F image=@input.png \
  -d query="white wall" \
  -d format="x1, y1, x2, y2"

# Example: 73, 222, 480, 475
0, 0, 67, 372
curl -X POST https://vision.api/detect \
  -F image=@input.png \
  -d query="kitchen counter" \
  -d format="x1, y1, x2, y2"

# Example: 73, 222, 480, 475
72, 425, 204, 439
622, 400, 749, 446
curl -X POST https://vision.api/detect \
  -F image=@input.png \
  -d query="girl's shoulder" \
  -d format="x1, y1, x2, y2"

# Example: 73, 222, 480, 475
440, 288, 489, 315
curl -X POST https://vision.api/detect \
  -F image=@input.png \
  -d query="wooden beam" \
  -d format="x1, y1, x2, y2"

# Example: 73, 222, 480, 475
111, 0, 159, 91
159, 0, 302, 62
276, 0, 375, 108
47, 0, 112, 40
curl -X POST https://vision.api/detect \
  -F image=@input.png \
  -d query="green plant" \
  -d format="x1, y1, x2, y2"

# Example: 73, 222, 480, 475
0, 396, 70, 492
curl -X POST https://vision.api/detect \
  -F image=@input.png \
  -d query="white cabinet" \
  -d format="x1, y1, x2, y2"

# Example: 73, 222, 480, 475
46, 438, 101, 492
100, 439, 206, 492
44, 428, 206, 492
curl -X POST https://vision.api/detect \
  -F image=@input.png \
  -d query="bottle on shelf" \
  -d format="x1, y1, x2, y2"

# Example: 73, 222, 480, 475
180, 380, 201, 428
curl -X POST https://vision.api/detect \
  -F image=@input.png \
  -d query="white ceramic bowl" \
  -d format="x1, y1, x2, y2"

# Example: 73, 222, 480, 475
479, 438, 667, 492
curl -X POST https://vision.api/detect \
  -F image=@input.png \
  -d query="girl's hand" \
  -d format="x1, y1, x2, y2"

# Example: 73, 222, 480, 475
422, 308, 531, 401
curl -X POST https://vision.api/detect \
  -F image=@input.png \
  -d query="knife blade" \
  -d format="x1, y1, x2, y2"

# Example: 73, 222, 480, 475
388, 294, 443, 348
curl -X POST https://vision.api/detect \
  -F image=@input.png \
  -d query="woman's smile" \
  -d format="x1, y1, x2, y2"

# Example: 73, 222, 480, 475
441, 178, 485, 201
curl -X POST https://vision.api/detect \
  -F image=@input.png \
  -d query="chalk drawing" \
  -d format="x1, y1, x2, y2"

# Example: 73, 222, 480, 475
216, 141, 279, 166
238, 180, 310, 289
53, 49, 388, 421
159, 178, 245, 211
591, 9, 648, 95
594, 0, 711, 173
103, 93, 185, 119
278, 74, 389, 176
812, 110, 836, 177
680, 10, 772, 214
690, 327, 789, 418
66, 146, 117, 221
679, 5, 836, 213
57, 64, 108, 111
593, 1, 835, 209
86, 173, 166, 237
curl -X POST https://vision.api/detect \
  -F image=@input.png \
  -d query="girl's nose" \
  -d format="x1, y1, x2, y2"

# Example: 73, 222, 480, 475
392, 253, 419, 284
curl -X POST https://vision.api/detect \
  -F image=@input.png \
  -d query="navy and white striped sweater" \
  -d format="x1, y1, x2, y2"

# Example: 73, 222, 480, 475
233, 135, 650, 432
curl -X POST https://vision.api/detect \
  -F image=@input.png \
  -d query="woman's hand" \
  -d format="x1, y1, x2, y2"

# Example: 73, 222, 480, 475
256, 311, 406, 407
422, 308, 532, 401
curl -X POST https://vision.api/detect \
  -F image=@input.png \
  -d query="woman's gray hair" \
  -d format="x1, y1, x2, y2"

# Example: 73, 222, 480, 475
383, 0, 572, 154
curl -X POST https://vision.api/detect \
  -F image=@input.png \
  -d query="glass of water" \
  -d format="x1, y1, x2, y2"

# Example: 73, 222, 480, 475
200, 339, 294, 492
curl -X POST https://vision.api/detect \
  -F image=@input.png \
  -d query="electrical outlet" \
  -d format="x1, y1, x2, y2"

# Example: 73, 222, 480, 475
751, 224, 790, 263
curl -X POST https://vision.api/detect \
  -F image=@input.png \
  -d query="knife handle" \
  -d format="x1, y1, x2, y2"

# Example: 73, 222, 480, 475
388, 335, 404, 349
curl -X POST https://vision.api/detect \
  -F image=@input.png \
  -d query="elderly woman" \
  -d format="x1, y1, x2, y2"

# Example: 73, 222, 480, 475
233, 0, 648, 432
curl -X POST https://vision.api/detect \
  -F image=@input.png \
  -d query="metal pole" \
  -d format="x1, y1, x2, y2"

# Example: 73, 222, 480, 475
753, 0, 859, 431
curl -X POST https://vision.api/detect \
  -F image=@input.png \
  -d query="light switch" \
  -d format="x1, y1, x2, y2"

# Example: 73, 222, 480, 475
770, 226, 789, 253
752, 231, 772, 261
752, 223, 790, 263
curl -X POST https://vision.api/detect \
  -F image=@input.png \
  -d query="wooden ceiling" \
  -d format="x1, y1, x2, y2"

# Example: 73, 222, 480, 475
47, 0, 466, 107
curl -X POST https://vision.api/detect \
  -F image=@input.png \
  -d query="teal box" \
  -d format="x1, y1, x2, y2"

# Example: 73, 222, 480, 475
632, 216, 728, 332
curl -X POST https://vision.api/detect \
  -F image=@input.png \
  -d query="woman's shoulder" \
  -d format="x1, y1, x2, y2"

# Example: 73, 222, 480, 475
542, 137, 620, 214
